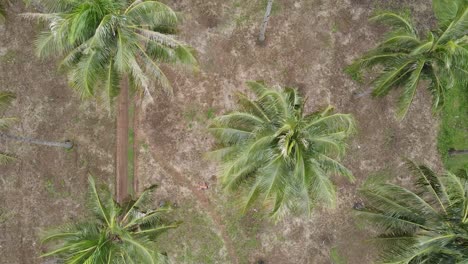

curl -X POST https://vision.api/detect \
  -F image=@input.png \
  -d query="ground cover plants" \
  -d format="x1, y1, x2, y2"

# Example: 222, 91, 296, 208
0, 91, 16, 164
0, 0, 466, 263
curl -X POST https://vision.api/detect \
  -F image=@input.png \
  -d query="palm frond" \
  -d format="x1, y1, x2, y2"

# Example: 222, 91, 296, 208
437, 5, 468, 44
27, 0, 197, 105
356, 162, 468, 263
372, 59, 414, 97
433, 0, 463, 28
396, 59, 425, 119
210, 82, 354, 218
87, 176, 112, 226
349, 4, 468, 119
370, 11, 417, 36
42, 175, 177, 263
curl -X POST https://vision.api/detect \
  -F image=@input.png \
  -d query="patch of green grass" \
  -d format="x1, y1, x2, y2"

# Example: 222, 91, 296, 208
44, 178, 70, 198
183, 104, 217, 129
156, 201, 227, 263
223, 198, 265, 263
205, 107, 216, 120
438, 84, 468, 173
0, 50, 16, 63
330, 246, 347, 264
331, 23, 339, 33
0, 208, 13, 224
79, 158, 88, 169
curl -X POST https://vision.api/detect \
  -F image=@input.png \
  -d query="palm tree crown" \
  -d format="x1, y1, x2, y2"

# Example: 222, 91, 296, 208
0, 91, 16, 164
41, 176, 180, 263
209, 81, 355, 219
347, 0, 468, 119
356, 161, 468, 263
25, 0, 197, 104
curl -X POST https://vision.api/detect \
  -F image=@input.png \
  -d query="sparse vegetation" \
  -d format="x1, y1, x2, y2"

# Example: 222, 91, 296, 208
0, 91, 16, 164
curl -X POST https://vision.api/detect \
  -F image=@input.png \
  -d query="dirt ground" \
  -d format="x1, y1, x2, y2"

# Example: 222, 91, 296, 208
1, 0, 442, 263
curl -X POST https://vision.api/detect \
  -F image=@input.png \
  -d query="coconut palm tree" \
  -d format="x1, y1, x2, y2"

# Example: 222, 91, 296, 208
25, 0, 196, 101
356, 161, 468, 263
24, 0, 197, 203
0, 92, 16, 164
41, 176, 180, 263
347, 0, 468, 119
209, 81, 355, 219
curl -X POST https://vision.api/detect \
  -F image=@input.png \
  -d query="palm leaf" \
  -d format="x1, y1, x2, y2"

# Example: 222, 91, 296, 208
370, 11, 417, 35
42, 176, 178, 263
396, 60, 425, 119
27, 0, 196, 105
437, 5, 468, 44
210, 82, 354, 218
357, 163, 468, 263
433, 0, 462, 27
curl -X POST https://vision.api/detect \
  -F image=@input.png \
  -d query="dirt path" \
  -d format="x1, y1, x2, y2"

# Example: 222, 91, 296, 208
145, 144, 239, 264
116, 80, 129, 204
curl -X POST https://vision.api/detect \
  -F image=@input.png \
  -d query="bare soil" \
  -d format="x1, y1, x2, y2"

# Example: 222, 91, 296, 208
116, 81, 129, 203
1, 0, 442, 264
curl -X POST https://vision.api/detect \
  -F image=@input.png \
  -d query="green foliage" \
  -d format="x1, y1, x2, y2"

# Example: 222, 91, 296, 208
25, 0, 197, 107
44, 178, 71, 198
0, 208, 14, 224
356, 161, 468, 263
330, 246, 347, 264
438, 81, 468, 172
0, 91, 16, 164
41, 176, 180, 263
347, 0, 468, 120
0, 2, 5, 22
156, 201, 228, 264
209, 81, 355, 219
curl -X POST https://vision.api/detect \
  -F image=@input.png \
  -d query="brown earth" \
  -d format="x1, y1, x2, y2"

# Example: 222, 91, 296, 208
116, 80, 129, 204
1, 0, 442, 264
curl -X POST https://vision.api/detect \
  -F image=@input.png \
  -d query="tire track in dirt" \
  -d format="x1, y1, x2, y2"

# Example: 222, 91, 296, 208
143, 139, 239, 264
